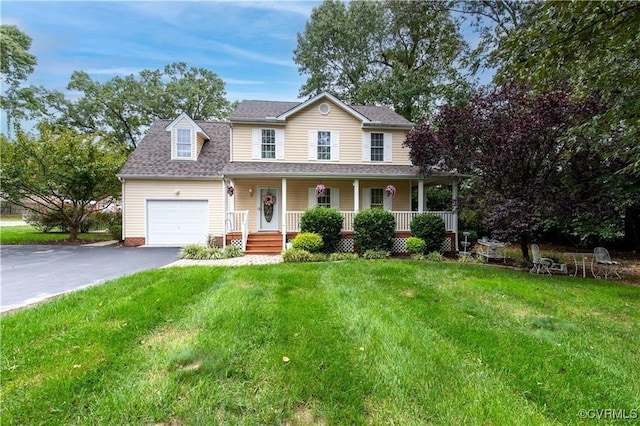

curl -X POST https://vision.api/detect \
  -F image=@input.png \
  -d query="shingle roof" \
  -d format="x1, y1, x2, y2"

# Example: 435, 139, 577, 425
117, 120, 230, 179
229, 99, 412, 127
221, 162, 463, 180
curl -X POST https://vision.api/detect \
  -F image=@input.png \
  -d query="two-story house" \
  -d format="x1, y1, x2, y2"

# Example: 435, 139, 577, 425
117, 92, 464, 253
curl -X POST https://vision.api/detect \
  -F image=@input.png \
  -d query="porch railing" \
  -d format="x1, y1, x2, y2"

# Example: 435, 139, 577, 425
226, 210, 249, 251
285, 211, 457, 233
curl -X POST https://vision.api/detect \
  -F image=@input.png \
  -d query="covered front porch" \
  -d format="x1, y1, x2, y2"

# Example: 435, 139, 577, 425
222, 176, 461, 254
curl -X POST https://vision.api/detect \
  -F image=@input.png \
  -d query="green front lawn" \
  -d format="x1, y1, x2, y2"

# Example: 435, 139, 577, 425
2, 261, 639, 424
0, 225, 113, 244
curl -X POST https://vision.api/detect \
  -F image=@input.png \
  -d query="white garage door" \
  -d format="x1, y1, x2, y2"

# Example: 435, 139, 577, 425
147, 200, 208, 246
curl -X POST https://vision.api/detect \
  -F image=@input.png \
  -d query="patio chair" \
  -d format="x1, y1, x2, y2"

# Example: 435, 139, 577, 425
593, 247, 622, 279
530, 244, 567, 275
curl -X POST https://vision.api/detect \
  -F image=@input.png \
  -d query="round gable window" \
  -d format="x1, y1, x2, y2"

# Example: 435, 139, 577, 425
318, 102, 331, 115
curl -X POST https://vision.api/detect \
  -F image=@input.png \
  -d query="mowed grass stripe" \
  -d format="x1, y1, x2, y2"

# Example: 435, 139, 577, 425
323, 261, 552, 424
2, 261, 639, 425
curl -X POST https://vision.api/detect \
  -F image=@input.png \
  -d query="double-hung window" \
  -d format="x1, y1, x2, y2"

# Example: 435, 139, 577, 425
370, 188, 384, 208
317, 188, 331, 208
317, 131, 331, 160
370, 133, 384, 162
261, 129, 276, 159
176, 129, 192, 158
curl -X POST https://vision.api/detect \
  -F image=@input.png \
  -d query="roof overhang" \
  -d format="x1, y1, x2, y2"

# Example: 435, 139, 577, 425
165, 112, 210, 140
117, 174, 220, 181
277, 92, 370, 123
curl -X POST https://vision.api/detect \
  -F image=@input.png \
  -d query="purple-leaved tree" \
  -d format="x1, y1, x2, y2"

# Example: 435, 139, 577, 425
404, 83, 601, 260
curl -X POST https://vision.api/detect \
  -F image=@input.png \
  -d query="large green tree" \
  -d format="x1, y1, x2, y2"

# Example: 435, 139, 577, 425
495, 1, 640, 176
43, 62, 234, 149
294, 0, 469, 121
1, 124, 126, 240
0, 25, 38, 137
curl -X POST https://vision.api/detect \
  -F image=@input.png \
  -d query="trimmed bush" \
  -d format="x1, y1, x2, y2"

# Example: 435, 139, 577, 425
292, 232, 324, 253
410, 213, 446, 253
222, 245, 244, 258
405, 237, 426, 255
180, 244, 244, 260
300, 207, 343, 253
108, 225, 123, 241
353, 208, 396, 253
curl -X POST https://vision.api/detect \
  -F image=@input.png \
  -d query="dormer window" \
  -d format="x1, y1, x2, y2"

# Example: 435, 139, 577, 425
176, 129, 192, 158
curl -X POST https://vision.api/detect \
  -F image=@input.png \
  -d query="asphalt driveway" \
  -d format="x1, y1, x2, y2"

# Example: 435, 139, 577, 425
1, 245, 179, 312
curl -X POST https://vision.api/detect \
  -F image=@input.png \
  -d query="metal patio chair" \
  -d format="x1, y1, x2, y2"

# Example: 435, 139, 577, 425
530, 244, 567, 275
593, 247, 622, 279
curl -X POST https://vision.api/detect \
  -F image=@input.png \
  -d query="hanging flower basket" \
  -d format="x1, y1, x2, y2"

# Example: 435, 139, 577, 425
227, 185, 235, 196
385, 184, 396, 197
315, 184, 326, 197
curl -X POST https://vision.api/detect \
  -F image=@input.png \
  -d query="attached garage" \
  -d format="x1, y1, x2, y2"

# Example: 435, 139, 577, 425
146, 200, 209, 246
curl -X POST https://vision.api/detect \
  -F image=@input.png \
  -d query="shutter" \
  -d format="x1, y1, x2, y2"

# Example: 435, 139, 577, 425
384, 133, 392, 162
362, 132, 371, 161
275, 129, 285, 160
330, 187, 340, 210
308, 130, 316, 160
252, 129, 261, 159
384, 192, 393, 210
361, 188, 371, 209
308, 188, 318, 207
331, 131, 340, 161
171, 129, 176, 158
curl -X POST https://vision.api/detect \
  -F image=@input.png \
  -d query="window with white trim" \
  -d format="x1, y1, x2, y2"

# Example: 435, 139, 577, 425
370, 188, 384, 208
176, 129, 192, 158
317, 131, 331, 160
371, 133, 384, 162
261, 129, 276, 159
317, 188, 331, 207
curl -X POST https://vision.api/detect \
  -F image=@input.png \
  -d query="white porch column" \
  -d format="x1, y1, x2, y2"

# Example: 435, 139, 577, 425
452, 180, 459, 251
222, 178, 228, 247
418, 180, 424, 213
353, 179, 360, 212
282, 177, 287, 249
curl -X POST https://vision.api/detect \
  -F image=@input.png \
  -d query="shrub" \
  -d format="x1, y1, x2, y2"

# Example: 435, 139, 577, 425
222, 245, 244, 258
300, 207, 343, 253
411, 253, 425, 261
426, 251, 445, 262
405, 237, 426, 255
292, 232, 324, 253
180, 244, 205, 259
108, 225, 123, 241
329, 252, 358, 261
282, 248, 314, 263
410, 213, 446, 253
362, 250, 390, 260
310, 252, 328, 262
457, 254, 481, 264
353, 208, 396, 253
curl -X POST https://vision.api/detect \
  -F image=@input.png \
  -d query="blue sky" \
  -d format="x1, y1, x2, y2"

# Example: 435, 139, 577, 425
3, 0, 321, 103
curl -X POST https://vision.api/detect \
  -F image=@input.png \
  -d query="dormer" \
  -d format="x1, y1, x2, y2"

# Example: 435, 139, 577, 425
165, 112, 210, 160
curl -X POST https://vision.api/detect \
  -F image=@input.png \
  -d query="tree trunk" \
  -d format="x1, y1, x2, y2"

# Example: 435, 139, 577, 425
520, 238, 530, 261
69, 224, 79, 241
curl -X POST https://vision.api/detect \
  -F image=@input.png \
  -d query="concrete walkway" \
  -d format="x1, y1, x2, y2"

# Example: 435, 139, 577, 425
165, 254, 283, 268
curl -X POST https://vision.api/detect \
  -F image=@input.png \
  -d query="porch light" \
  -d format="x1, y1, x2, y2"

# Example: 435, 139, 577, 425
249, 187, 254, 197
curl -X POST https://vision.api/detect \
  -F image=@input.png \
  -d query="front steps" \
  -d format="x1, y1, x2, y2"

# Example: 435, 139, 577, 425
245, 232, 283, 254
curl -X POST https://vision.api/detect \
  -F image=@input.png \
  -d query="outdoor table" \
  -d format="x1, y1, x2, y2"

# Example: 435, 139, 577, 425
477, 240, 507, 263
563, 252, 596, 278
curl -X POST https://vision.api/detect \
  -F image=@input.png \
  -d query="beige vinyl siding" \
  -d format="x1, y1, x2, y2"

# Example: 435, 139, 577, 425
231, 179, 282, 232
123, 179, 223, 238
231, 100, 412, 165
171, 117, 199, 160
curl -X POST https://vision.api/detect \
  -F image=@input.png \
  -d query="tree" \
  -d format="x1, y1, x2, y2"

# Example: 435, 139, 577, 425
42, 62, 234, 149
0, 25, 38, 137
404, 83, 603, 259
494, 1, 640, 176
0, 123, 126, 240
294, 0, 470, 121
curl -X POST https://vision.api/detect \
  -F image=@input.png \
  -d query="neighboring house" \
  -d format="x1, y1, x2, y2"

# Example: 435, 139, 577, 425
117, 92, 464, 253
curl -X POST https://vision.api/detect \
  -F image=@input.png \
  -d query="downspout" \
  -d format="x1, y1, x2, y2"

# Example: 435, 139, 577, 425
222, 175, 227, 248
118, 177, 125, 243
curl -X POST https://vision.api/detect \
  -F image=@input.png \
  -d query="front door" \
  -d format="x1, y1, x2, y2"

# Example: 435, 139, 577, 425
259, 188, 279, 231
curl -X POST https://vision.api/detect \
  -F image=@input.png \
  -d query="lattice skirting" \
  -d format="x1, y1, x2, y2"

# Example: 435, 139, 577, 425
230, 239, 242, 248
338, 236, 453, 253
